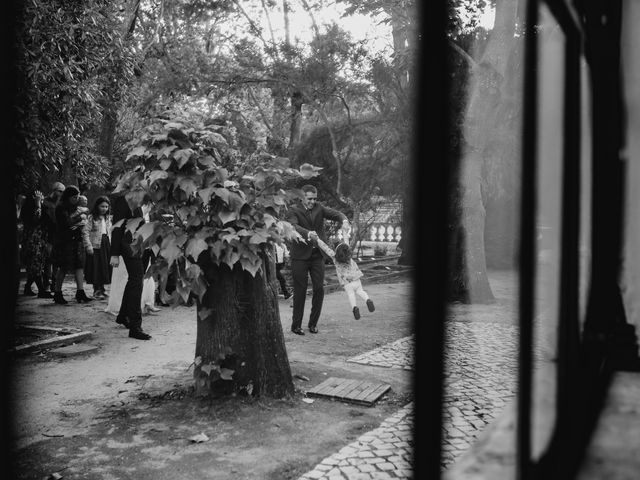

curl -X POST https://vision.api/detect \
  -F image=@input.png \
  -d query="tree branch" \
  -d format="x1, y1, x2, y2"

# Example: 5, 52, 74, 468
246, 87, 277, 140
260, 0, 280, 57
448, 39, 478, 69
298, 0, 320, 37
313, 102, 343, 198
233, 0, 273, 55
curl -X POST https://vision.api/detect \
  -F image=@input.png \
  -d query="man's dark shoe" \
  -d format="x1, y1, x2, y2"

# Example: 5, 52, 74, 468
129, 328, 151, 340
291, 327, 305, 335
353, 306, 361, 320
309, 326, 319, 334
284, 291, 292, 300
115, 316, 130, 329
366, 299, 375, 312
37, 290, 54, 299
53, 292, 68, 305
75, 290, 93, 303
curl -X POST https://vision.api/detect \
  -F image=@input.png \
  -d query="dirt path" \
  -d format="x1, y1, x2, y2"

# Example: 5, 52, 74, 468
10, 280, 413, 480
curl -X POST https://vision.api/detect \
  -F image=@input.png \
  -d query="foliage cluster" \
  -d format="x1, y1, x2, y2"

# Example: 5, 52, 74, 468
114, 120, 320, 304
14, 0, 136, 191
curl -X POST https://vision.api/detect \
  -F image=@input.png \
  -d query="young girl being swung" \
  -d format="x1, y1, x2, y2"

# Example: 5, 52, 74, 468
316, 239, 375, 320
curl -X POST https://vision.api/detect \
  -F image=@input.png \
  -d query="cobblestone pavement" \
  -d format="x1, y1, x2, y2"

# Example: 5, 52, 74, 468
347, 337, 414, 371
298, 403, 414, 480
299, 319, 525, 478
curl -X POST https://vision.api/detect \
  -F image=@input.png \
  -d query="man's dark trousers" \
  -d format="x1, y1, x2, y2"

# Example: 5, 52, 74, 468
119, 252, 144, 330
291, 250, 325, 331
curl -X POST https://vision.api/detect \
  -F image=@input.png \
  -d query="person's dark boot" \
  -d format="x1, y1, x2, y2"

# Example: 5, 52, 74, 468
53, 292, 68, 305
75, 290, 93, 303
283, 290, 292, 300
23, 284, 36, 296
129, 328, 151, 340
353, 306, 361, 320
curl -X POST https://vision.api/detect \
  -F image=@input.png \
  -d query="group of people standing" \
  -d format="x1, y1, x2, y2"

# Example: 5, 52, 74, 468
17, 182, 155, 341
17, 180, 375, 341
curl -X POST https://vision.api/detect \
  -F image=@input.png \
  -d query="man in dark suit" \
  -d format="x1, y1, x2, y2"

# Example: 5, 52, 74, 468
286, 185, 349, 335
110, 194, 151, 340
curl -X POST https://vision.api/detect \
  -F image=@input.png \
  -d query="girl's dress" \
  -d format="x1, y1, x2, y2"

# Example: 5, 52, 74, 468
316, 239, 372, 314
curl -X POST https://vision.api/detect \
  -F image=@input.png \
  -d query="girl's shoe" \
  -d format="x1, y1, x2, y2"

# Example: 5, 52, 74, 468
93, 290, 106, 299
75, 290, 93, 303
53, 292, 68, 305
145, 304, 161, 312
353, 306, 361, 320
366, 299, 375, 312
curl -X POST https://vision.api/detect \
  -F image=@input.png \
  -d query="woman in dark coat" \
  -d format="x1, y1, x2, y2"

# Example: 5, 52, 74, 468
19, 190, 54, 298
51, 186, 93, 304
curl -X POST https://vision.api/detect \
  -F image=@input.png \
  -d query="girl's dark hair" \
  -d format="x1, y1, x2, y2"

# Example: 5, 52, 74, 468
334, 243, 352, 264
91, 196, 111, 219
59, 186, 80, 209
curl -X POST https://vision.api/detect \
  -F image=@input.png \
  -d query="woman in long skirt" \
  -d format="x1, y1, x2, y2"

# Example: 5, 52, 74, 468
20, 190, 54, 298
84, 196, 113, 299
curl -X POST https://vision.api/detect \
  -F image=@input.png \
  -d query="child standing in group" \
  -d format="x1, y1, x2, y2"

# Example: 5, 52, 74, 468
84, 196, 113, 299
317, 240, 375, 320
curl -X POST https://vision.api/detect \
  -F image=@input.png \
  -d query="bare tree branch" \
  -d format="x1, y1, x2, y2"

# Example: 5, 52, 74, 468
448, 39, 478, 69
313, 102, 343, 197
232, 0, 273, 54
260, 0, 280, 56
298, 0, 320, 37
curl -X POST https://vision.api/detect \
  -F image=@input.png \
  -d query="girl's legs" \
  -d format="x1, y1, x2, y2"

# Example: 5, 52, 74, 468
344, 282, 361, 319
353, 280, 375, 312
354, 280, 370, 301
343, 282, 358, 308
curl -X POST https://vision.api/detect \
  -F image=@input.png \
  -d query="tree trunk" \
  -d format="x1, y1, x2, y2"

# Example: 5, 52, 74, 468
288, 90, 303, 158
455, 0, 519, 303
98, 0, 140, 168
195, 250, 294, 398
98, 104, 118, 165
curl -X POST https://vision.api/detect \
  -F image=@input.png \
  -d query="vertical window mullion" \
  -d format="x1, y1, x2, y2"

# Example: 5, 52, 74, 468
517, 0, 539, 478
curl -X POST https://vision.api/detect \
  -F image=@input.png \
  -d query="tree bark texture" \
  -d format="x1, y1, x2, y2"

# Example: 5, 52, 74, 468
456, 0, 520, 303
97, 0, 140, 168
195, 250, 294, 398
98, 105, 117, 165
